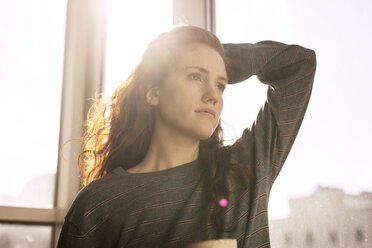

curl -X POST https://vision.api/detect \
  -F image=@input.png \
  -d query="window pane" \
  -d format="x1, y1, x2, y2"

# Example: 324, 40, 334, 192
0, 223, 52, 248
0, 0, 67, 208
105, 0, 173, 96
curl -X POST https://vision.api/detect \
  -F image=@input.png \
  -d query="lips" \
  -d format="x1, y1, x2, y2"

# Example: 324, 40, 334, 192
195, 108, 216, 118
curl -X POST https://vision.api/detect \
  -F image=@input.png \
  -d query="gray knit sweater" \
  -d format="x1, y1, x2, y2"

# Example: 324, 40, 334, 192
57, 41, 316, 248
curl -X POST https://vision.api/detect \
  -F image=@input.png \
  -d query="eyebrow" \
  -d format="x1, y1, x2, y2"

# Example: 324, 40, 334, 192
182, 66, 228, 83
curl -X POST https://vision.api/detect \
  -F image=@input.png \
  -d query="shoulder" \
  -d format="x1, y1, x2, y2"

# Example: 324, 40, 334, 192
59, 168, 130, 244
65, 167, 128, 223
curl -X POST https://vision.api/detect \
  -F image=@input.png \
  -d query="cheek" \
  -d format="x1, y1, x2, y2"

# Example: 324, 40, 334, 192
160, 82, 198, 111
217, 98, 224, 118
158, 91, 189, 121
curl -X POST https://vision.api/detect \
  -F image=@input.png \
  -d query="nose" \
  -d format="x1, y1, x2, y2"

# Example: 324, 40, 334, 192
202, 83, 220, 105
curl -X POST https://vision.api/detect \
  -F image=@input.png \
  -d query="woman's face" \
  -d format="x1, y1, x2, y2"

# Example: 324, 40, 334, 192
150, 43, 227, 141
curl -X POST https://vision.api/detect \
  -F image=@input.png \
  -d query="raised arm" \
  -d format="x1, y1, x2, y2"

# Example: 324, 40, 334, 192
223, 41, 316, 184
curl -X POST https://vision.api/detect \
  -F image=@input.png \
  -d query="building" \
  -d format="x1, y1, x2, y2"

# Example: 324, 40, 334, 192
270, 186, 372, 248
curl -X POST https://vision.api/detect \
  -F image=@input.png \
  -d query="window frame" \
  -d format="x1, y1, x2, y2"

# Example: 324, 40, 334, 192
0, 0, 106, 246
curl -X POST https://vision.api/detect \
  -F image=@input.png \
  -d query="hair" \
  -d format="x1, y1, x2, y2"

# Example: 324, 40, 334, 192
78, 25, 253, 233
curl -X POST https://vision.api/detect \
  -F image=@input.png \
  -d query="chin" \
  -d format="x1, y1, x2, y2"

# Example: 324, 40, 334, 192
184, 120, 218, 141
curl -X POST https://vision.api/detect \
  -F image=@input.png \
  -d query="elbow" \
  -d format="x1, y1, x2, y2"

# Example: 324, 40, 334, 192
304, 48, 317, 69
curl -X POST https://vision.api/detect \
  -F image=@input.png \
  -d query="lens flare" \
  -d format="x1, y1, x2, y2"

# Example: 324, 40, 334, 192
219, 198, 228, 207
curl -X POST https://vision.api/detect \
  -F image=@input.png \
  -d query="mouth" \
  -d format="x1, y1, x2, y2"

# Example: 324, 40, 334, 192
195, 108, 216, 119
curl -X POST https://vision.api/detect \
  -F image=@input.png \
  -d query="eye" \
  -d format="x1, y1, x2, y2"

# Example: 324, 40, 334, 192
188, 73, 202, 81
217, 83, 226, 92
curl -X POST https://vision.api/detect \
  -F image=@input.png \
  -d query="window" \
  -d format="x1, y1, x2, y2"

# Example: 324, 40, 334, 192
0, 0, 66, 209
0, 224, 52, 248
0, 0, 67, 246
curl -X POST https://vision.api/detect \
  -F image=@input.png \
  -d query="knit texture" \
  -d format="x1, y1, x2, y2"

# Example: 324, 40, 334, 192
57, 41, 316, 248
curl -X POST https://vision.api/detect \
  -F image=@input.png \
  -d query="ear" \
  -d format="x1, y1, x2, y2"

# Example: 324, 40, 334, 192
146, 86, 160, 106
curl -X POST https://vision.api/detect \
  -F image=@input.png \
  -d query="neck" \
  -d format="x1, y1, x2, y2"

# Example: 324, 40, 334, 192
134, 122, 200, 173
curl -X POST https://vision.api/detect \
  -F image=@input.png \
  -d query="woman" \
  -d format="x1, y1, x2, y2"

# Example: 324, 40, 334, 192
57, 25, 316, 247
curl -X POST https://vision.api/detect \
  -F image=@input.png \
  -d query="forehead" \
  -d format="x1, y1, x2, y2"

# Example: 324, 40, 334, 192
173, 44, 227, 76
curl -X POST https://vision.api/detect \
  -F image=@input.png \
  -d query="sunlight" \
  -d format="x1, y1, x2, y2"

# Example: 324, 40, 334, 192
105, 0, 173, 96
0, 0, 66, 207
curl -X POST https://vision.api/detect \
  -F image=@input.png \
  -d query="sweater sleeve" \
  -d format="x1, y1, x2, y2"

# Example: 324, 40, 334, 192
223, 41, 316, 184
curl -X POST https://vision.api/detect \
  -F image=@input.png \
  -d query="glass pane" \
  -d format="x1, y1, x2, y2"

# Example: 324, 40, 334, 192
105, 0, 173, 96
0, 223, 51, 248
215, 0, 372, 246
0, 0, 67, 208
